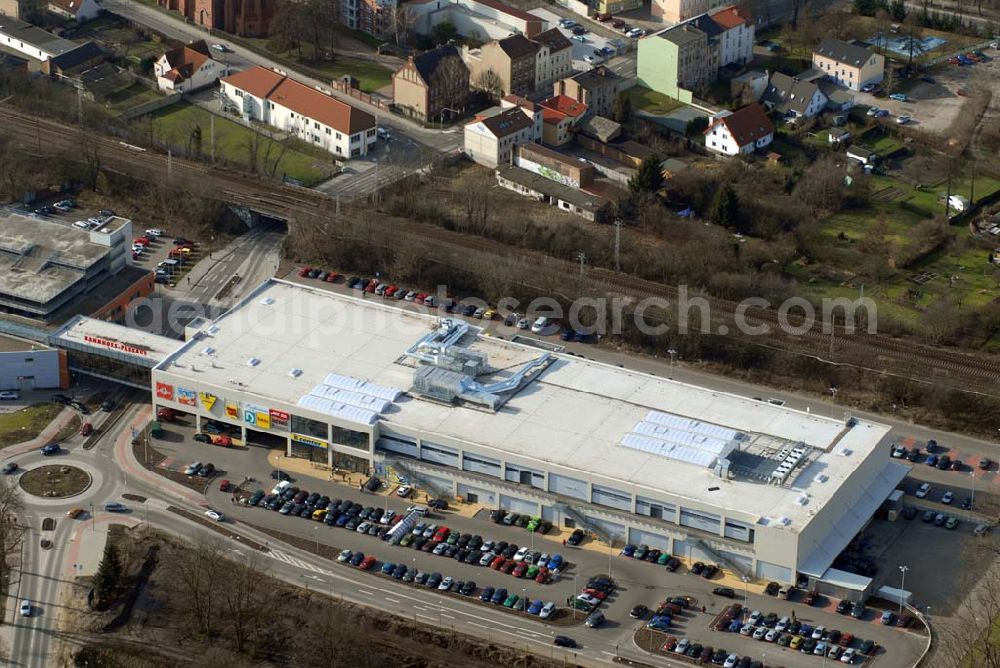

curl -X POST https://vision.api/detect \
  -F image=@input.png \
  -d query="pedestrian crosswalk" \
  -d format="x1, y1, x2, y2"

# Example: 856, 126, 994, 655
266, 548, 334, 576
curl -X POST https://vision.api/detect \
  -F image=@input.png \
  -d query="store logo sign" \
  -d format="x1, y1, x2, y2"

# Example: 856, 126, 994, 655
84, 334, 148, 356
155, 382, 173, 400
244, 405, 270, 429
225, 403, 239, 420
269, 409, 289, 429
177, 387, 196, 406
199, 393, 217, 410
292, 433, 327, 449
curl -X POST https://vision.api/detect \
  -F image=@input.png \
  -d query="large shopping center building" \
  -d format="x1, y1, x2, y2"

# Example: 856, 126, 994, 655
140, 279, 910, 587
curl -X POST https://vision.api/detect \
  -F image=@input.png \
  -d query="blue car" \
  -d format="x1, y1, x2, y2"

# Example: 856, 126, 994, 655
491, 588, 508, 605
622, 544, 636, 557
480, 586, 495, 602
647, 617, 671, 631
799, 624, 814, 637
40, 443, 59, 456
350, 552, 365, 567
393, 564, 408, 579
528, 599, 544, 615
381, 562, 395, 575
336, 513, 351, 527
547, 554, 563, 570
728, 619, 742, 632
926, 454, 939, 467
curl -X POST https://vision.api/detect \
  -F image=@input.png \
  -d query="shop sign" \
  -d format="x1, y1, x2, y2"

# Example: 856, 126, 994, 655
84, 334, 148, 356
292, 433, 328, 449
269, 409, 289, 429
225, 403, 240, 420
199, 392, 217, 411
244, 405, 271, 429
155, 382, 173, 401
177, 387, 196, 407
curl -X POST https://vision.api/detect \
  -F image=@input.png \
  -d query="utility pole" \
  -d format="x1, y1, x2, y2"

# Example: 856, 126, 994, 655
613, 219, 622, 272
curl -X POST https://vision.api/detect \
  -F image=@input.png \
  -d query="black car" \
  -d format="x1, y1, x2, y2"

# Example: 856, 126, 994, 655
306, 492, 321, 506
460, 580, 476, 596
963, 497, 973, 510
468, 535, 483, 550
450, 580, 464, 593
100, 399, 114, 412
836, 599, 852, 614
197, 463, 215, 477
426, 572, 443, 588
859, 639, 876, 654
454, 548, 468, 561
800, 638, 816, 653
40, 443, 60, 456
490, 509, 505, 523
516, 515, 530, 528
737, 657, 752, 668
787, 620, 802, 634
456, 533, 471, 547
495, 541, 509, 555
2, 463, 17, 475
268, 497, 284, 510
665, 557, 680, 572
902, 506, 918, 519
629, 604, 648, 618
588, 577, 616, 594
538, 520, 552, 534
428, 498, 449, 510
412, 536, 428, 550
906, 448, 921, 462
324, 511, 340, 525
713, 587, 736, 598
711, 649, 727, 664
316, 496, 330, 510
937, 455, 952, 470
553, 636, 576, 648
51, 394, 72, 405
350, 552, 365, 566
193, 433, 211, 443
686, 643, 702, 658
502, 544, 518, 559
346, 517, 361, 531
359, 506, 374, 519
646, 549, 662, 563
463, 550, 479, 564
765, 581, 780, 596
701, 564, 718, 579
445, 545, 460, 558
567, 529, 585, 546
690, 561, 705, 575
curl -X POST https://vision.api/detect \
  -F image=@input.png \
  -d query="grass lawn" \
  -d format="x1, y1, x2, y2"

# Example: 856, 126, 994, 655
866, 133, 904, 156
0, 403, 64, 448
150, 102, 338, 185
623, 86, 685, 115
19, 464, 91, 497
106, 83, 163, 112
243, 39, 392, 92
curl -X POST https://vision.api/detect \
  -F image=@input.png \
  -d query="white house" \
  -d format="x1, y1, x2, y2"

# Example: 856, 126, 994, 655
709, 6, 754, 67
704, 103, 774, 156
463, 101, 541, 167
48, 0, 101, 22
761, 72, 828, 119
154, 41, 224, 93
220, 66, 377, 158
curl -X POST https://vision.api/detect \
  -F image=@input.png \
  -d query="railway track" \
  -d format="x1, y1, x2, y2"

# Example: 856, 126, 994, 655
4, 106, 1000, 395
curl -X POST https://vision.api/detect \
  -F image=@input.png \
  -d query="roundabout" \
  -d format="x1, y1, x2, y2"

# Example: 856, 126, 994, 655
19, 464, 92, 499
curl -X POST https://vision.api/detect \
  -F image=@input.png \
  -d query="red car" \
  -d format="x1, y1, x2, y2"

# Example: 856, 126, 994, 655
584, 588, 607, 601
133, 237, 150, 246
211, 435, 233, 447
156, 407, 177, 422
490, 555, 505, 570
535, 567, 549, 584
838, 632, 854, 648
595, 12, 611, 20
414, 293, 427, 303
325, 272, 340, 283
79, 422, 93, 436
364, 279, 378, 293
500, 559, 516, 574
512, 562, 527, 578
359, 555, 377, 570
433, 526, 450, 542
384, 284, 397, 297
298, 266, 312, 277
219, 479, 231, 492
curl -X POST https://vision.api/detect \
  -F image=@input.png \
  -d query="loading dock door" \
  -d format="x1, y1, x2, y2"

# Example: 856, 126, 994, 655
499, 494, 539, 516
627, 527, 671, 552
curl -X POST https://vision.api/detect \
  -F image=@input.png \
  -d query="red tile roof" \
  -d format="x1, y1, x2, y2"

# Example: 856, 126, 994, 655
160, 41, 211, 84
705, 103, 774, 147
468, 0, 539, 24
222, 66, 376, 135
540, 95, 587, 118
710, 6, 753, 29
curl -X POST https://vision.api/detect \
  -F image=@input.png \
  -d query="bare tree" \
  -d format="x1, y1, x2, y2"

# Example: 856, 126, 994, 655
389, 5, 417, 46
167, 540, 227, 637
221, 550, 270, 654
473, 68, 504, 102
0, 480, 26, 605
429, 52, 471, 121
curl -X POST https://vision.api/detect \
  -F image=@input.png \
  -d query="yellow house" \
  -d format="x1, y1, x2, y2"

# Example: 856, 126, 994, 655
812, 38, 884, 92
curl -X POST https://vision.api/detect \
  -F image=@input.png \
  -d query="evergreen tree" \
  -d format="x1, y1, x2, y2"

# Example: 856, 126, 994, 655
94, 542, 122, 606
628, 154, 664, 195
710, 183, 741, 229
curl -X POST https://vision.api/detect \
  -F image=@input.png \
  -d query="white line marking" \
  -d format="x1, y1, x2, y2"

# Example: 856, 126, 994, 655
385, 597, 400, 603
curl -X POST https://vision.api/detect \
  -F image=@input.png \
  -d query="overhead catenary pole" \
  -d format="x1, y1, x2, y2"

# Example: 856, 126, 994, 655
613, 219, 622, 272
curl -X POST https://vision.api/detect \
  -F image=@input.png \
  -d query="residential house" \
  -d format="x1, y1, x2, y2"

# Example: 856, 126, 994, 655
554, 66, 624, 119
703, 103, 774, 156
47, 0, 100, 21
392, 44, 470, 121
538, 94, 586, 147
501, 94, 543, 140
812, 38, 884, 91
761, 72, 828, 119
159, 0, 272, 37
637, 23, 712, 101
729, 69, 768, 102
465, 34, 537, 97
44, 39, 103, 76
0, 16, 83, 62
463, 103, 541, 167
154, 40, 224, 93
220, 66, 377, 157
593, 0, 641, 18
530, 27, 572, 92
709, 6, 753, 67
408, 0, 543, 42
651, 0, 727, 25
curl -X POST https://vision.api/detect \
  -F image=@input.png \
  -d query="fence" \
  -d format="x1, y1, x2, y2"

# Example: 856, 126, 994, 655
922, 39, 995, 67
331, 80, 390, 110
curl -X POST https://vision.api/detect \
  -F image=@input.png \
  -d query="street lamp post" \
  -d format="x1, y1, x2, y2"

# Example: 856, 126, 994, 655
898, 565, 910, 615
971, 469, 977, 508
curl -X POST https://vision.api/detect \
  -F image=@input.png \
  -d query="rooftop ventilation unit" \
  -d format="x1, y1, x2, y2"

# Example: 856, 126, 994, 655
207, 325, 220, 335
247, 357, 260, 367
796, 495, 809, 506
289, 368, 302, 377
260, 297, 275, 305
202, 346, 215, 355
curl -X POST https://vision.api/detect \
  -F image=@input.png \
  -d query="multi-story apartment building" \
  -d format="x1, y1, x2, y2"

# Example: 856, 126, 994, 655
341, 0, 394, 40
651, 0, 727, 25
465, 33, 537, 97
463, 96, 542, 167
554, 66, 625, 119
529, 28, 572, 92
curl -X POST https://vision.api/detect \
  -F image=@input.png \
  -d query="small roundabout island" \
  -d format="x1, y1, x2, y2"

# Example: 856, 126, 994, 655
19, 465, 92, 498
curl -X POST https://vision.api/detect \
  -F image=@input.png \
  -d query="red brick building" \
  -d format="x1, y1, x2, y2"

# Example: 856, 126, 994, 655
160, 0, 273, 37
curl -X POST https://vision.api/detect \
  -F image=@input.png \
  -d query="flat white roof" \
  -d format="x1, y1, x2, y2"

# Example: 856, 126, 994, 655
158, 279, 892, 527
52, 315, 180, 363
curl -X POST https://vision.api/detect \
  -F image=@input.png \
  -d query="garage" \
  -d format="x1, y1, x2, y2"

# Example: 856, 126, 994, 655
499, 494, 539, 516
628, 527, 672, 552
458, 483, 497, 506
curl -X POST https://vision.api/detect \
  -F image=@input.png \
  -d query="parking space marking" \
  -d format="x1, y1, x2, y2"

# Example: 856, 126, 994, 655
357, 587, 375, 595
385, 597, 401, 603
416, 613, 436, 623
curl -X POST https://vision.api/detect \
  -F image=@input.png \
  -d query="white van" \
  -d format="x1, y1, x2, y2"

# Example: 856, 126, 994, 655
531, 317, 549, 334
406, 505, 429, 516
272, 480, 291, 495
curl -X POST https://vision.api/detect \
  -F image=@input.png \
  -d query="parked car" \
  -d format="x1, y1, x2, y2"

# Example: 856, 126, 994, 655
2, 462, 16, 475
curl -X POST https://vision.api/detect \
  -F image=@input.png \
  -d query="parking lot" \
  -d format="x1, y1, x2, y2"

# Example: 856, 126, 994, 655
139, 413, 926, 667
854, 44, 1000, 135
529, 7, 624, 69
